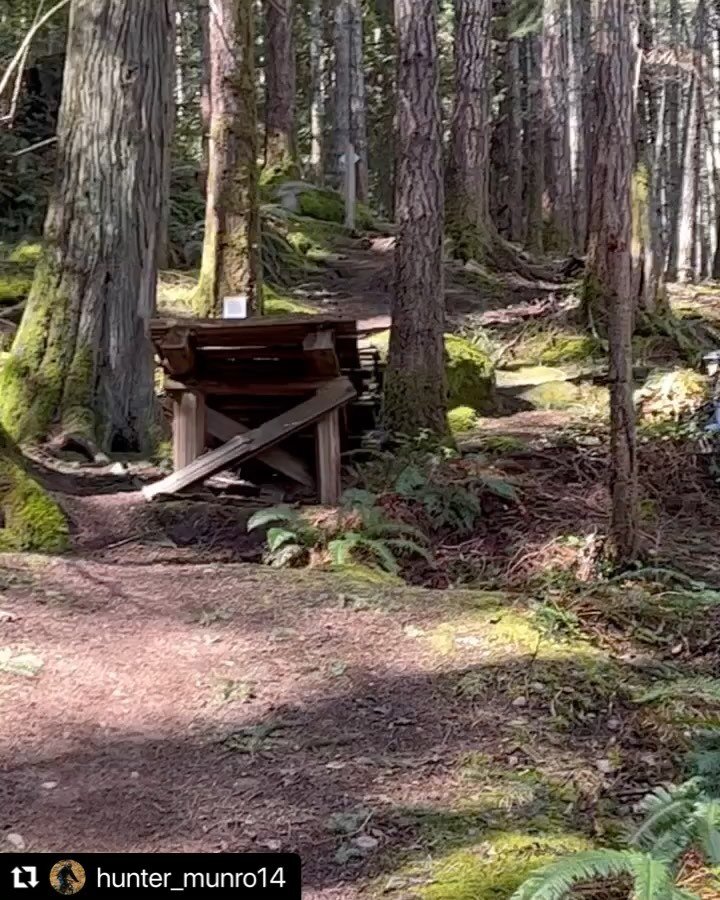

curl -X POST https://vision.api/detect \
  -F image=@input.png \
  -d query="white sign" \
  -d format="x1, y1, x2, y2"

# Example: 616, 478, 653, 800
338, 151, 361, 171
223, 294, 248, 319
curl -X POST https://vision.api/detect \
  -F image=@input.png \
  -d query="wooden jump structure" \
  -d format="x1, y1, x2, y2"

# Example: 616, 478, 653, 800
143, 314, 376, 505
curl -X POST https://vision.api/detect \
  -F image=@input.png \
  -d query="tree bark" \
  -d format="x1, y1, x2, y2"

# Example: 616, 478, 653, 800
194, 0, 262, 317
308, 0, 325, 181
665, 0, 682, 278
446, 0, 492, 261
264, 0, 296, 168
585, 0, 639, 566
383, 0, 447, 437
677, 0, 706, 284
491, 5, 523, 243
328, 0, 351, 188
542, 0, 575, 251
199, 0, 212, 189
524, 33, 544, 254
348, 0, 369, 203
0, 0, 174, 454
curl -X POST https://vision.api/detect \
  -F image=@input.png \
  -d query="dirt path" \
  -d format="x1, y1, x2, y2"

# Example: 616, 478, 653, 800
1, 539, 702, 897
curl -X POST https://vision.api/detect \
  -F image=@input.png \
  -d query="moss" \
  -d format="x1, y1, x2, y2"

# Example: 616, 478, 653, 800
262, 284, 318, 317
7, 242, 43, 265
0, 430, 68, 553
448, 406, 478, 434
259, 158, 302, 194
298, 187, 346, 223
446, 335, 496, 414
0, 266, 33, 305
636, 367, 708, 422
520, 381, 581, 410
407, 831, 592, 900
329, 563, 404, 586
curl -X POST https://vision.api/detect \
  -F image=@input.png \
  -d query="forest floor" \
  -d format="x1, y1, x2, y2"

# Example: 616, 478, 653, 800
4, 231, 720, 897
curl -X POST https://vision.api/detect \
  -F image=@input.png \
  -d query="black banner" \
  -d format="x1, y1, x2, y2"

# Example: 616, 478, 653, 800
3, 854, 301, 899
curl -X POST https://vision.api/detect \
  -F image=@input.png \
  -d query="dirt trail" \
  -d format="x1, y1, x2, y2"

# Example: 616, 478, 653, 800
0, 559, 511, 898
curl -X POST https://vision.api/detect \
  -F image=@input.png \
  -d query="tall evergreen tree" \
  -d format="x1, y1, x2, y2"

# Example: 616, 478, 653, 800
194, 0, 262, 317
264, 0, 296, 168
383, 0, 447, 436
0, 0, 174, 454
586, 0, 639, 565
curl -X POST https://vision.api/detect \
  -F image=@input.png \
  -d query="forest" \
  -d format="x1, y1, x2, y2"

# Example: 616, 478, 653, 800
4, 0, 720, 897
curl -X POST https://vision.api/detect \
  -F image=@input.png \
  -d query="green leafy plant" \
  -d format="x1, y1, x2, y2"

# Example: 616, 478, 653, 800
247, 503, 430, 574
511, 734, 720, 900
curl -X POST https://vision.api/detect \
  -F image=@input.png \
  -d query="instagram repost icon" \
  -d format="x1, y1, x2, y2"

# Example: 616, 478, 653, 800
49, 860, 86, 895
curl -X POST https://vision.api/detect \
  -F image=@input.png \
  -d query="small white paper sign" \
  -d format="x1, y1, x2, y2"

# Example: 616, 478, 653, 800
223, 294, 248, 319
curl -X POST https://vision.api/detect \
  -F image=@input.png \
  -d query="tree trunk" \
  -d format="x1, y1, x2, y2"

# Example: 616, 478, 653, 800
308, 0, 325, 181
491, 5, 523, 243
348, 0, 369, 203
383, 0, 447, 437
677, 0, 706, 284
542, 0, 575, 251
199, 0, 212, 189
665, 0, 682, 278
264, 0, 296, 168
328, 0, 351, 188
585, 0, 639, 566
369, 0, 395, 217
0, 0, 174, 454
446, 0, 492, 261
194, 0, 262, 317
569, 0, 588, 249
634, 0, 667, 315
525, 33, 544, 254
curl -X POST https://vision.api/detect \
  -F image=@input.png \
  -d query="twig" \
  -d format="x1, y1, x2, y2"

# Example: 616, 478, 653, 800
10, 136, 57, 156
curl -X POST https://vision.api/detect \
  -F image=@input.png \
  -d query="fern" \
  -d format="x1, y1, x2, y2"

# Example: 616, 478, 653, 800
247, 505, 298, 531
266, 527, 299, 553
510, 850, 673, 900
635, 677, 720, 706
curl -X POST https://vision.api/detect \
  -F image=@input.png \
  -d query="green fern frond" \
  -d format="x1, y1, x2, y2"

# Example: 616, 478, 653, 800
692, 799, 720, 864
266, 544, 306, 568
328, 534, 362, 567
630, 853, 677, 900
248, 505, 298, 532
480, 475, 519, 502
362, 537, 400, 574
266, 527, 300, 553
635, 677, 720, 706
510, 849, 650, 900
385, 537, 433, 562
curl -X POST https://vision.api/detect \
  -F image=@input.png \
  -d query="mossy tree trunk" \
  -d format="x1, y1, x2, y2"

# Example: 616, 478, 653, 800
383, 0, 447, 438
264, 0, 297, 169
585, 0, 639, 566
446, 0, 542, 275
0, 0, 174, 455
194, 0, 262, 317
0, 417, 67, 552
308, 0, 325, 182
328, 0, 351, 188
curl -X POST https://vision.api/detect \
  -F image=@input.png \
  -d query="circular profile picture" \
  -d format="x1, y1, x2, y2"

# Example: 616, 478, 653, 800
49, 860, 86, 895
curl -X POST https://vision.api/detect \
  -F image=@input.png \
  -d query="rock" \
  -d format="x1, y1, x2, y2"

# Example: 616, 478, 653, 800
41, 781, 58, 790
353, 835, 379, 851
110, 462, 128, 476
6, 832, 26, 850
512, 696, 528, 708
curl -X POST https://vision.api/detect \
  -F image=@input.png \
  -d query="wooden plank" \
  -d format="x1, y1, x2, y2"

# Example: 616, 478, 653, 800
316, 409, 342, 505
172, 391, 206, 470
303, 330, 340, 377
165, 377, 332, 396
143, 377, 356, 500
205, 407, 313, 488
159, 326, 195, 376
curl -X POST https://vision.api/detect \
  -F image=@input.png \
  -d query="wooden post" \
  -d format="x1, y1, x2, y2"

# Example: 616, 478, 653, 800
172, 390, 206, 471
316, 408, 342, 505
344, 140, 356, 231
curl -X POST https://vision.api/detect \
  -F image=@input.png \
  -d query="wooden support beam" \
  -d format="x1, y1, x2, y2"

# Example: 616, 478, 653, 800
316, 409, 342, 505
144, 378, 355, 501
303, 330, 340, 378
172, 391, 206, 470
205, 407, 314, 488
161, 326, 195, 376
